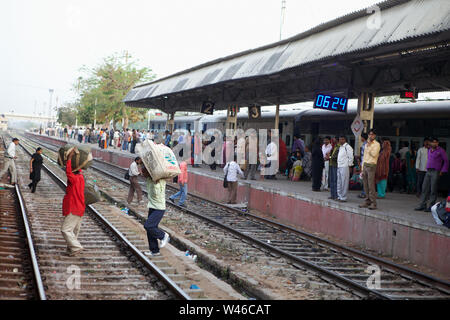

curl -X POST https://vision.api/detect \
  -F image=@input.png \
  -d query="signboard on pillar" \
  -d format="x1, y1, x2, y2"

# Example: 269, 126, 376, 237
248, 105, 261, 119
351, 115, 364, 137
201, 101, 215, 115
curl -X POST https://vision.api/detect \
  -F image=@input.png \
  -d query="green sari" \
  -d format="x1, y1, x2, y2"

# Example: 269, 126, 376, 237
405, 151, 416, 193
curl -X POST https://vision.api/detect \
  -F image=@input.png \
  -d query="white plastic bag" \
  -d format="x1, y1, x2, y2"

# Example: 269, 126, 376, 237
431, 202, 444, 225
137, 139, 181, 181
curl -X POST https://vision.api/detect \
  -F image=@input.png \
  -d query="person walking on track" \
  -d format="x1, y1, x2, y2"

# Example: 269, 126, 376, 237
127, 157, 143, 205
169, 161, 188, 207
0, 138, 19, 186
61, 148, 86, 257
28, 147, 43, 193
142, 166, 170, 257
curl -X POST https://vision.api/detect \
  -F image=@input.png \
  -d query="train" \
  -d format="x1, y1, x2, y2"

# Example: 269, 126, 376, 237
149, 101, 450, 157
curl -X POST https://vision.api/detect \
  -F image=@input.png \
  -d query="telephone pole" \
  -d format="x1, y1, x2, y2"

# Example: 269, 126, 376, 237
48, 89, 54, 127
280, 0, 287, 41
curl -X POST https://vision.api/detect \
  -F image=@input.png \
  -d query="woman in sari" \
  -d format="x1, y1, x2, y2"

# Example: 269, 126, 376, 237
311, 138, 324, 191
405, 148, 416, 194
375, 139, 392, 198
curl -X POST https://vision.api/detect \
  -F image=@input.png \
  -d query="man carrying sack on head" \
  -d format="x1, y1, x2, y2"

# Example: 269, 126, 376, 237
61, 147, 86, 257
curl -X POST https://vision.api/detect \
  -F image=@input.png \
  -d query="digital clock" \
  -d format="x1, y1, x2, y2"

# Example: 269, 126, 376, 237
313, 94, 348, 113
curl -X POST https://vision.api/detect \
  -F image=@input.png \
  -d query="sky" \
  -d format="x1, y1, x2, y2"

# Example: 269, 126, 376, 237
1, 0, 448, 116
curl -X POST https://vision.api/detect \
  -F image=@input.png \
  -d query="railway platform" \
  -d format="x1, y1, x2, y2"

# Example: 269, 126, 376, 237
25, 132, 450, 278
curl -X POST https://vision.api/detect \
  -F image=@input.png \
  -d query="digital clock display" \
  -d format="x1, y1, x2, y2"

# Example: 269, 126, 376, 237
313, 94, 348, 113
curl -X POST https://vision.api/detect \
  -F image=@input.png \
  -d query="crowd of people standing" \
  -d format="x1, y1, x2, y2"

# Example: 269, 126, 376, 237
309, 130, 449, 211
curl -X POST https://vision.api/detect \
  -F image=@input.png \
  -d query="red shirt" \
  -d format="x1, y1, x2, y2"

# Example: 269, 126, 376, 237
62, 159, 85, 217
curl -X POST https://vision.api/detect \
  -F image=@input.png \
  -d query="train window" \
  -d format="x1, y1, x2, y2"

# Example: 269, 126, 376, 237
285, 135, 291, 146
349, 138, 355, 148
186, 123, 191, 131
174, 124, 177, 129
158, 124, 161, 130
399, 139, 410, 149
411, 140, 420, 152
202, 123, 207, 132
151, 124, 155, 129
391, 141, 398, 152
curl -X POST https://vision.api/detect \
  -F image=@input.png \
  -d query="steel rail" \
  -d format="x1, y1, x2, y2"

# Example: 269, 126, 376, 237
16, 138, 191, 300
1, 135, 47, 300
14, 185, 47, 300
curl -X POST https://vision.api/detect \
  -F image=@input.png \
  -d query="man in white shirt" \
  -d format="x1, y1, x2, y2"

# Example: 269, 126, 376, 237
101, 130, 107, 149
224, 156, 245, 204
263, 131, 278, 180
78, 128, 84, 143
398, 142, 409, 160
321, 136, 332, 190
127, 157, 143, 205
415, 137, 430, 197
113, 130, 120, 149
0, 138, 19, 185
336, 136, 354, 202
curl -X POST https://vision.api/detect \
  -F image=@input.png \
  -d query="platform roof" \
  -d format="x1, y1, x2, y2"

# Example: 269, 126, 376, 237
124, 0, 450, 113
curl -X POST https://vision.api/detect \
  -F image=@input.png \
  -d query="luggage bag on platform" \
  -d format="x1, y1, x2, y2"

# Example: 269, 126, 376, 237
58, 144, 93, 172
136, 140, 181, 181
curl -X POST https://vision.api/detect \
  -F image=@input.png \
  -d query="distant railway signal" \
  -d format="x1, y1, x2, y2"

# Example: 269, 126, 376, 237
400, 90, 418, 99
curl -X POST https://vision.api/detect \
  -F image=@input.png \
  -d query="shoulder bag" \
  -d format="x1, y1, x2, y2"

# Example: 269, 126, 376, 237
124, 169, 130, 180
223, 164, 229, 188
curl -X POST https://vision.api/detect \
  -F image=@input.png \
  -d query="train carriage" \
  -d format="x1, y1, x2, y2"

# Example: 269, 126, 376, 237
149, 101, 450, 157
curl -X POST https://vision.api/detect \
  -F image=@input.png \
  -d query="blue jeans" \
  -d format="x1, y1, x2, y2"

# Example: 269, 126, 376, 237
328, 166, 338, 199
122, 141, 129, 151
170, 184, 187, 205
144, 209, 166, 254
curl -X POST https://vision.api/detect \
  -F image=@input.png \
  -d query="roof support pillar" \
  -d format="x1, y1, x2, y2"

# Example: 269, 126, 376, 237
355, 92, 375, 156
166, 112, 175, 132
275, 102, 280, 130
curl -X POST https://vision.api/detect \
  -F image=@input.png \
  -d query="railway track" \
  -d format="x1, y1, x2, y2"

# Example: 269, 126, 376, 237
0, 136, 45, 300
21, 133, 450, 300
2, 134, 191, 300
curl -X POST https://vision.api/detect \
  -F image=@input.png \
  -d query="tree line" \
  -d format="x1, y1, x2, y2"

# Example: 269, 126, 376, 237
58, 52, 155, 129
